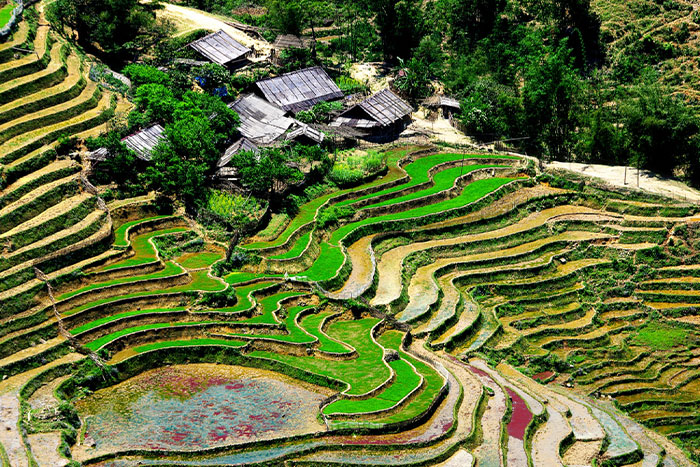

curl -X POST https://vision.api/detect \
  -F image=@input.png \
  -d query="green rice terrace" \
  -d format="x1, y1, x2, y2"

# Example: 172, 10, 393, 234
2, 8, 700, 467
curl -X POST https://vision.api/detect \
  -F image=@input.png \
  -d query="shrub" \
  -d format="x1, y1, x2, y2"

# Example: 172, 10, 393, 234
317, 204, 354, 228
122, 64, 170, 88
328, 151, 384, 186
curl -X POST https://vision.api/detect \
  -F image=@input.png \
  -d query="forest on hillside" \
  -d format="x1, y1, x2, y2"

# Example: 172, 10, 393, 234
47, 0, 700, 185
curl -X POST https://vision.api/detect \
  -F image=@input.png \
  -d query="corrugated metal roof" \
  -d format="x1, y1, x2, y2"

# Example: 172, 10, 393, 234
286, 124, 324, 143
273, 34, 307, 50
218, 137, 259, 167
87, 147, 109, 162
255, 66, 344, 113
189, 30, 251, 66
121, 124, 165, 161
331, 117, 380, 129
424, 95, 461, 109
229, 94, 296, 144
352, 88, 413, 126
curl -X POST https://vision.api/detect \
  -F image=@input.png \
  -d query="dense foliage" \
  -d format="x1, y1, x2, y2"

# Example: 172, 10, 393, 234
47, 0, 171, 64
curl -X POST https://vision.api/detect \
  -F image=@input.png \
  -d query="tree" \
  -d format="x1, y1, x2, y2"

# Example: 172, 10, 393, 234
621, 82, 700, 179
439, 0, 506, 51
48, 0, 171, 63
267, 0, 306, 35
351, 0, 424, 59
86, 132, 141, 191
522, 41, 583, 160
122, 64, 170, 88
133, 84, 176, 124
192, 63, 231, 94
230, 148, 303, 196
142, 115, 219, 205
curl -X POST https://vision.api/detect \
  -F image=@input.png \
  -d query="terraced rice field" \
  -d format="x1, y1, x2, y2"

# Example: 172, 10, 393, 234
1, 8, 700, 465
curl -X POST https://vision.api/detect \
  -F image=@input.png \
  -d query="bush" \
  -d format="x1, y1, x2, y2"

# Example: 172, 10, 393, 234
296, 101, 344, 124
317, 204, 354, 228
122, 64, 170, 88
335, 75, 370, 95
201, 189, 264, 231
328, 151, 384, 186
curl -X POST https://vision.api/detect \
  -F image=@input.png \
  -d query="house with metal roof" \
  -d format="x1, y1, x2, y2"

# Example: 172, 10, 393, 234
255, 66, 344, 113
121, 124, 166, 161
331, 88, 412, 140
188, 30, 252, 69
229, 94, 297, 144
228, 93, 325, 147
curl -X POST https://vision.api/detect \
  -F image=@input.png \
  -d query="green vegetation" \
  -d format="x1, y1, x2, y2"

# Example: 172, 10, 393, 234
629, 322, 690, 351
250, 318, 389, 395
0, 1, 16, 28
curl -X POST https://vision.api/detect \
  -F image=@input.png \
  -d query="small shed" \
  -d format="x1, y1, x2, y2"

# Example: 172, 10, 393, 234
424, 95, 461, 119
273, 34, 308, 51
121, 124, 166, 161
229, 94, 296, 144
188, 30, 252, 69
255, 66, 344, 113
286, 124, 324, 145
332, 88, 412, 140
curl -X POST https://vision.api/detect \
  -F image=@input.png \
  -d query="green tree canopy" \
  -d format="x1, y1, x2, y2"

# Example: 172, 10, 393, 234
48, 0, 171, 63
230, 148, 304, 196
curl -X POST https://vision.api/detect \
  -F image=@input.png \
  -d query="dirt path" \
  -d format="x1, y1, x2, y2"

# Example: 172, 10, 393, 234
548, 161, 700, 203
156, 2, 271, 57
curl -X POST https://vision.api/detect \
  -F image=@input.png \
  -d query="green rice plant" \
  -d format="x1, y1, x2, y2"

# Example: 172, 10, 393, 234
250, 318, 389, 395
0, 1, 17, 30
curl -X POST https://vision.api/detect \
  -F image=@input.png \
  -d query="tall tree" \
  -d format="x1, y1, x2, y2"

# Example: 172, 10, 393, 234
522, 42, 583, 160
48, 0, 171, 63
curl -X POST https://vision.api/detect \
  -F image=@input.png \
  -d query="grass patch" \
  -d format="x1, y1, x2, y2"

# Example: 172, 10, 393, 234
362, 164, 502, 210
233, 305, 315, 342
0, 1, 17, 30
298, 177, 518, 282
70, 307, 187, 335
176, 250, 223, 269
242, 148, 408, 250
240, 291, 307, 324
133, 338, 246, 353
323, 357, 421, 414
630, 322, 691, 351
100, 227, 187, 270
269, 230, 312, 260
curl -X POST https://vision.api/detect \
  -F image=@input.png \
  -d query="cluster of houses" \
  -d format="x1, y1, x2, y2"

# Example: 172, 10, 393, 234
91, 28, 460, 182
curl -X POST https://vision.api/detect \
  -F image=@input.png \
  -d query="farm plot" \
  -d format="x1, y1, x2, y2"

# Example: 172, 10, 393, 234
0, 65, 697, 467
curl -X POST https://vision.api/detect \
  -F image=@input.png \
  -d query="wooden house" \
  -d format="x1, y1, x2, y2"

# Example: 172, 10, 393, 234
229, 93, 325, 147
228, 94, 296, 144
255, 66, 343, 113
121, 124, 166, 161
188, 30, 252, 70
331, 88, 412, 141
